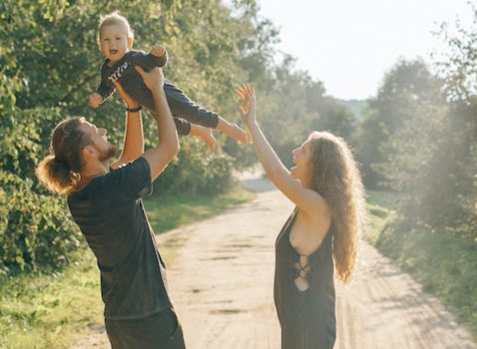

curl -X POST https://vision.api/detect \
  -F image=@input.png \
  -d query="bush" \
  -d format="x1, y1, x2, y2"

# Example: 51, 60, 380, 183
0, 172, 81, 273
0, 107, 81, 273
153, 138, 235, 195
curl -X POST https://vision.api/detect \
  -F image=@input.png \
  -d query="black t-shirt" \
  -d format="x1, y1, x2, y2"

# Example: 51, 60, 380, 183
95, 50, 192, 136
96, 50, 168, 111
68, 157, 173, 319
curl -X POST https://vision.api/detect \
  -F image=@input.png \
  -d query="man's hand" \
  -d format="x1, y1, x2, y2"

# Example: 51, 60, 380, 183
151, 44, 167, 57
113, 80, 139, 109
88, 93, 103, 108
135, 66, 164, 93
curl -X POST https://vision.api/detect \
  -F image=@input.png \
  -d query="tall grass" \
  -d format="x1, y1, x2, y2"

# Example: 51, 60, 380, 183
366, 189, 477, 339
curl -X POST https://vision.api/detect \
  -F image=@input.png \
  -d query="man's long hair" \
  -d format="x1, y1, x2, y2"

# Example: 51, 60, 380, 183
36, 117, 91, 195
308, 131, 367, 283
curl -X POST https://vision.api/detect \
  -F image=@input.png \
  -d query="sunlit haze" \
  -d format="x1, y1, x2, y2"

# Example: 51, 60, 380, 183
258, 0, 474, 100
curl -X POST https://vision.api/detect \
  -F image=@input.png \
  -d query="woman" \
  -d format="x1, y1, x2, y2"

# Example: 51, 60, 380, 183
237, 85, 366, 349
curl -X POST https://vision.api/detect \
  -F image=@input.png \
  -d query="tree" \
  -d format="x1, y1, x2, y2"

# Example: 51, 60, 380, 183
0, 0, 357, 271
305, 79, 356, 140
432, 6, 477, 233
355, 58, 441, 188
0, 0, 282, 271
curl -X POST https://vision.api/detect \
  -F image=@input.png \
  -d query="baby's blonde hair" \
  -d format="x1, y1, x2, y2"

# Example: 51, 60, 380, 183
98, 11, 134, 40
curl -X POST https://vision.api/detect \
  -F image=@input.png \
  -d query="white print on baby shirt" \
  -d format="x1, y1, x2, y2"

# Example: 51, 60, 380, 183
108, 61, 129, 83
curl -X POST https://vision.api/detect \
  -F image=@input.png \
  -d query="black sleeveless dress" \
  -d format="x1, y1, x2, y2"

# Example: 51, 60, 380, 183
274, 209, 336, 349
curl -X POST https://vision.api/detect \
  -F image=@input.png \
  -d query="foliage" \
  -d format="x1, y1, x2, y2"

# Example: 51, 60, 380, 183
365, 190, 477, 339
336, 99, 367, 119
0, 174, 81, 273
432, 6, 477, 232
257, 58, 356, 167
354, 58, 441, 188
0, 107, 81, 272
0, 0, 356, 272
433, 3, 477, 103
153, 138, 236, 195
352, 4, 477, 234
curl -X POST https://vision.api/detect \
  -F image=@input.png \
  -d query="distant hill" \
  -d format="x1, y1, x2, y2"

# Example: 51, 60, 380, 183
336, 99, 368, 119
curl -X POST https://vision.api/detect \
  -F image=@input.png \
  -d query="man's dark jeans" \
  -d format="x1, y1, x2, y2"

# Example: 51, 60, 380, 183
105, 308, 187, 349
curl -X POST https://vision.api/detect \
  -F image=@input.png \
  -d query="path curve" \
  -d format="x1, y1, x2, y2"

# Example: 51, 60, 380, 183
168, 175, 477, 349
70, 175, 477, 349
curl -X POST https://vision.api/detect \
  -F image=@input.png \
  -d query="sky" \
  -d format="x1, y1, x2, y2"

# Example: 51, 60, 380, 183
257, 0, 474, 100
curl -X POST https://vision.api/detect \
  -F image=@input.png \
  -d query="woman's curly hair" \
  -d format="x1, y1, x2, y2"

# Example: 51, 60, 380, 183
308, 131, 367, 283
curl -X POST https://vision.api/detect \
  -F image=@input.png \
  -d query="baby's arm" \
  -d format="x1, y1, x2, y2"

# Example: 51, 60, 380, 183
89, 79, 116, 108
89, 62, 117, 108
134, 45, 169, 71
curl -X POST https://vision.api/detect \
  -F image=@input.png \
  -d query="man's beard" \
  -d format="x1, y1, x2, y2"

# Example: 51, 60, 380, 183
98, 143, 119, 162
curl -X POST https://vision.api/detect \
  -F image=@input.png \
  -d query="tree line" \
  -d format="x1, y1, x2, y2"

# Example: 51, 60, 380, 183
0, 0, 353, 272
354, 9, 477, 235
2, 0, 475, 273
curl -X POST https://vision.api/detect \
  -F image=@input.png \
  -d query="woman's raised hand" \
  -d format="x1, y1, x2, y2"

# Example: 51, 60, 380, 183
236, 84, 256, 127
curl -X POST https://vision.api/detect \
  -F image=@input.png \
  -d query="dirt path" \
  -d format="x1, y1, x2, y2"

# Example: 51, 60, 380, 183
71, 176, 477, 349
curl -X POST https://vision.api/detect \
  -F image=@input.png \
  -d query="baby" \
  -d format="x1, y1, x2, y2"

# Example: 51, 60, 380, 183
89, 11, 248, 147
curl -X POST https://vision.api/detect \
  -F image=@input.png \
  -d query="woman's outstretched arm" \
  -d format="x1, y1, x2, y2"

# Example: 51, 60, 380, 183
237, 85, 327, 216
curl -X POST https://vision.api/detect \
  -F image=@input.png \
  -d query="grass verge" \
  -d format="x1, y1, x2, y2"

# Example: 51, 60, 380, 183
144, 185, 255, 233
366, 189, 477, 340
0, 185, 255, 349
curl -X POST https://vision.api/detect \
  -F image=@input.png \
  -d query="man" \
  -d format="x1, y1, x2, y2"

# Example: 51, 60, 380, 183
36, 66, 186, 349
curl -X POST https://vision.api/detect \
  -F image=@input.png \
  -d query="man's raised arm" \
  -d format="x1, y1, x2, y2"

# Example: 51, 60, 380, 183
138, 66, 179, 180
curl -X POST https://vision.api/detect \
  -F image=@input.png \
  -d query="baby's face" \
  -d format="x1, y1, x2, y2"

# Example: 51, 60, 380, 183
99, 24, 132, 63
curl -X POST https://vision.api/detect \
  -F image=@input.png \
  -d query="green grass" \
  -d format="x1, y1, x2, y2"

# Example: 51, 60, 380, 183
364, 190, 397, 244
144, 185, 255, 233
0, 251, 102, 349
365, 189, 477, 340
0, 185, 255, 349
